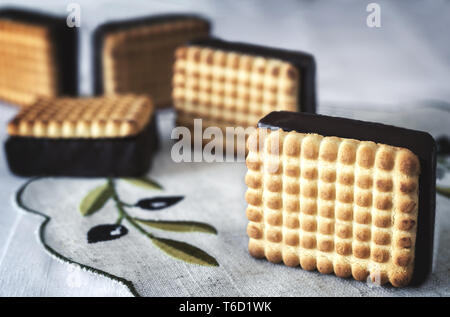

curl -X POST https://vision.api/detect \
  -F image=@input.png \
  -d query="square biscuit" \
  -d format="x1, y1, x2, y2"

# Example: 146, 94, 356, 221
5, 95, 157, 177
7, 95, 154, 138
94, 15, 210, 108
0, 9, 77, 106
245, 111, 436, 287
173, 38, 316, 150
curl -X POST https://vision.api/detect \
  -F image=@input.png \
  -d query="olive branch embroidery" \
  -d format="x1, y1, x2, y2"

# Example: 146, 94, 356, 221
79, 177, 219, 267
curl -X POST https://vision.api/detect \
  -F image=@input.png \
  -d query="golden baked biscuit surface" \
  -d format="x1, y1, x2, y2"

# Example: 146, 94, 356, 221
173, 45, 300, 130
102, 18, 209, 108
0, 19, 58, 106
245, 128, 420, 287
8, 95, 153, 138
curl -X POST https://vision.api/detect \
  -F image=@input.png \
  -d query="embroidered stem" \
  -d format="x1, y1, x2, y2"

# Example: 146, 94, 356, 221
107, 178, 155, 238
119, 201, 135, 207
16, 177, 141, 296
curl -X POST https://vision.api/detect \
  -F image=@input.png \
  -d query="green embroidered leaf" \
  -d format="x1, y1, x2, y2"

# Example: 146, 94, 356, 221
122, 177, 163, 190
79, 183, 112, 216
135, 219, 217, 234
151, 237, 219, 267
437, 186, 450, 199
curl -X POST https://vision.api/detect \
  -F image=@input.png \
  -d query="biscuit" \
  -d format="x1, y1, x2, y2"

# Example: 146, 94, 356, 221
173, 38, 316, 150
0, 9, 77, 106
94, 14, 210, 108
245, 111, 436, 287
8, 95, 153, 138
5, 95, 157, 176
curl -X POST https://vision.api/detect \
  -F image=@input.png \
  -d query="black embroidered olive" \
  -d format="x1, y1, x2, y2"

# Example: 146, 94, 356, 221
87, 224, 128, 244
136, 196, 184, 210
436, 135, 450, 155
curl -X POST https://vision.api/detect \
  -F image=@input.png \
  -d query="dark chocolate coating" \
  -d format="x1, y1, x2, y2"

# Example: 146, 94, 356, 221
92, 14, 211, 96
186, 38, 316, 114
259, 111, 436, 286
0, 8, 79, 98
4, 115, 158, 177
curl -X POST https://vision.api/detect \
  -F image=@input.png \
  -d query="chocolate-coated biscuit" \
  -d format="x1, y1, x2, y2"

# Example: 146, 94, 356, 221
5, 95, 157, 177
173, 38, 316, 150
245, 111, 436, 287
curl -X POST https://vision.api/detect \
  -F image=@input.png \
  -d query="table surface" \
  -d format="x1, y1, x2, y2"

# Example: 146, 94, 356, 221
0, 0, 449, 296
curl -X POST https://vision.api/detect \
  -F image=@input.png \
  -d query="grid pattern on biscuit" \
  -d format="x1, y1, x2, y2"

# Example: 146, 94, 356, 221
245, 128, 420, 287
173, 45, 300, 131
8, 95, 153, 138
102, 18, 209, 108
0, 19, 58, 106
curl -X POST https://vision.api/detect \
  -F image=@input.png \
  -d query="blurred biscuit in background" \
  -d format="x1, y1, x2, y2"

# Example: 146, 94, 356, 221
94, 14, 210, 109
172, 38, 316, 151
5, 95, 157, 177
0, 8, 78, 106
